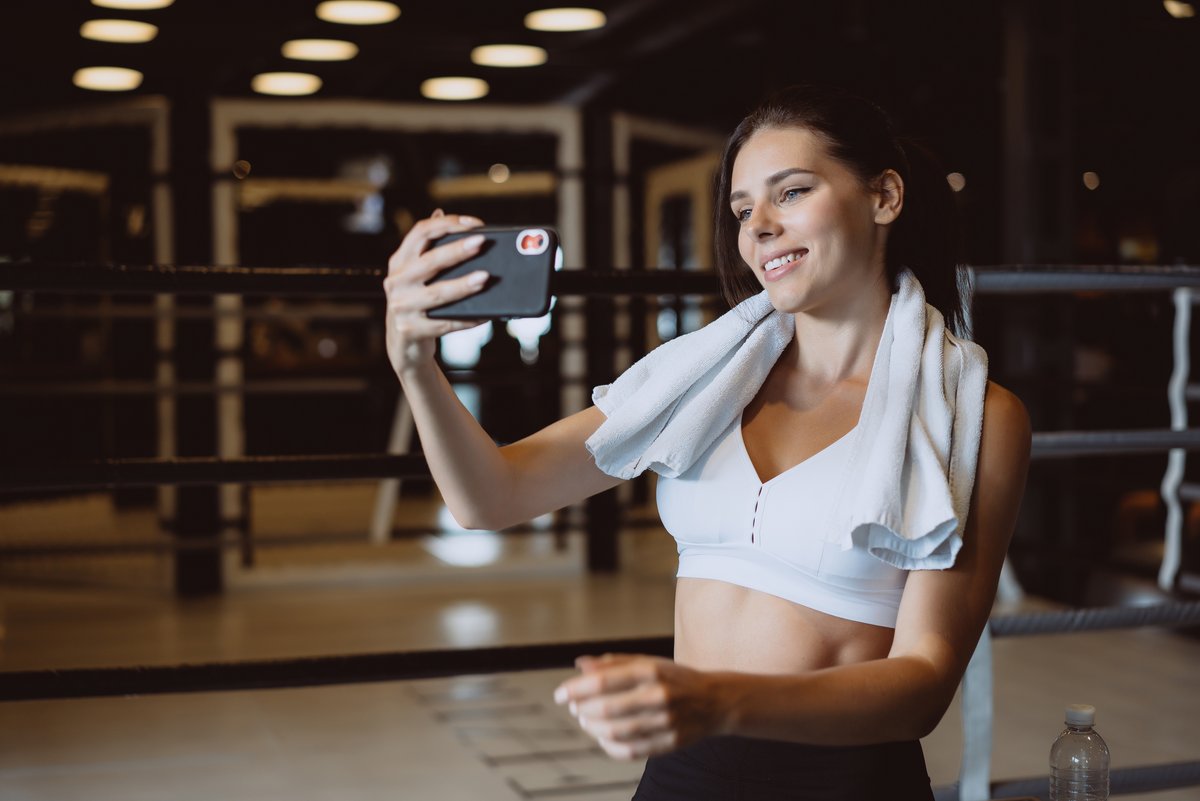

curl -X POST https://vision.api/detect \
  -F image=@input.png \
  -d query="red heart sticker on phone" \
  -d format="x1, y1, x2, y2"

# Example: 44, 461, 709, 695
516, 229, 549, 256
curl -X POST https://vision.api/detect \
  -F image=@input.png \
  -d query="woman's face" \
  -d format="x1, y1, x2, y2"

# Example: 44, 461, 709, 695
729, 126, 895, 316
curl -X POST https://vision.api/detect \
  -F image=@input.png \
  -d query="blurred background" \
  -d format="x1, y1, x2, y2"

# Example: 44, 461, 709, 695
1, 1, 1199, 799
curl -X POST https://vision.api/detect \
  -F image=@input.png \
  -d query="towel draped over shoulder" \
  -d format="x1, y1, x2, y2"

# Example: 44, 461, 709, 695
585, 270, 987, 571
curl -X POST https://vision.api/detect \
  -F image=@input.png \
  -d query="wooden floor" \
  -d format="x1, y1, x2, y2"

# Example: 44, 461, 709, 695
1, 485, 1197, 801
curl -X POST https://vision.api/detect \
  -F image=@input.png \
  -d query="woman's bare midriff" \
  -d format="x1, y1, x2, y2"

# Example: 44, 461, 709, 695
673, 577, 895, 674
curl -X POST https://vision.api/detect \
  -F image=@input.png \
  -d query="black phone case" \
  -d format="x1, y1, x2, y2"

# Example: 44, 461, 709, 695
426, 226, 557, 320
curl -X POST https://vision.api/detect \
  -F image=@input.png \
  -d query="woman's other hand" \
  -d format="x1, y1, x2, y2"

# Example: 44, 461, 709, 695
384, 209, 488, 378
553, 654, 731, 760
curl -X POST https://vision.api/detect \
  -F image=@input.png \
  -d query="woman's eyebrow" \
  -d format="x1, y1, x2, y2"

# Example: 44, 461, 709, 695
729, 168, 816, 204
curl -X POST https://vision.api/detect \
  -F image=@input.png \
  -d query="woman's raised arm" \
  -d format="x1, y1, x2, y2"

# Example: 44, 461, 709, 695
385, 211, 622, 531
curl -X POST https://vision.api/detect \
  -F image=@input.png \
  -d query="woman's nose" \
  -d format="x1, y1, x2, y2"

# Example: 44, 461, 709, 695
746, 206, 781, 240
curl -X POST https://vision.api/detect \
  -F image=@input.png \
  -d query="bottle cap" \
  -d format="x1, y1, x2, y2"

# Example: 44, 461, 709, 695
1065, 704, 1095, 726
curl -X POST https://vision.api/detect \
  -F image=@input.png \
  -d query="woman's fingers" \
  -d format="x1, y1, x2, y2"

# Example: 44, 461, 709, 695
388, 213, 483, 273
408, 232, 487, 283
383, 211, 486, 376
576, 653, 637, 672
580, 710, 672, 744
597, 731, 679, 761
388, 269, 488, 314
392, 313, 483, 341
555, 657, 662, 704
573, 681, 667, 722
552, 655, 721, 761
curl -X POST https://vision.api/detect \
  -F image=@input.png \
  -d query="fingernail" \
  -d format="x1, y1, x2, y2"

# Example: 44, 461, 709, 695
463, 234, 485, 249
554, 687, 567, 704
461, 216, 483, 225
469, 270, 488, 286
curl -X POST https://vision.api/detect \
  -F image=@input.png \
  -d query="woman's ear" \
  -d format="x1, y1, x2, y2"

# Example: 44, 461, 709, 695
873, 169, 904, 225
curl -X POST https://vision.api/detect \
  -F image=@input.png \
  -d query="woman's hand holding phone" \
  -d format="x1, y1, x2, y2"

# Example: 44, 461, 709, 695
383, 210, 489, 379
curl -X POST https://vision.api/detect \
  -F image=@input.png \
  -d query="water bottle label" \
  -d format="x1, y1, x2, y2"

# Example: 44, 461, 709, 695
1049, 767, 1109, 801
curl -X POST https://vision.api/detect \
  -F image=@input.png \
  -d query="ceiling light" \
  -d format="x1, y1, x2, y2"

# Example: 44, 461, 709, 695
316, 1, 400, 25
420, 77, 488, 101
91, 0, 174, 8
73, 66, 144, 92
1082, 171, 1101, 190
282, 39, 359, 61
946, 172, 966, 192
471, 44, 548, 67
80, 19, 158, 43
251, 72, 323, 96
1164, 1, 1195, 18
524, 7, 606, 32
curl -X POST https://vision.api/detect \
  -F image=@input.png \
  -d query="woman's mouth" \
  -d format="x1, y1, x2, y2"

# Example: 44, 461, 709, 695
762, 249, 807, 281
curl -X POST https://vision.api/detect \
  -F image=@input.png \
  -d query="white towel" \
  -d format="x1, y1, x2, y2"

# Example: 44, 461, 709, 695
586, 270, 987, 571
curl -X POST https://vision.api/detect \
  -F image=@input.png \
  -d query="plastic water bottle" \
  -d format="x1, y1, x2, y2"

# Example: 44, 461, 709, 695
1049, 704, 1110, 800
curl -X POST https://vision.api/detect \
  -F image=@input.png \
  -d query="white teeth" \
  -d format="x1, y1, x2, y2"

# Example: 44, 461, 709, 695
764, 251, 805, 271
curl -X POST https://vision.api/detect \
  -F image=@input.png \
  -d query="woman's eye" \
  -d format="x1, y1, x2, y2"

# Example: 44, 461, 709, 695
782, 187, 810, 202
735, 208, 752, 223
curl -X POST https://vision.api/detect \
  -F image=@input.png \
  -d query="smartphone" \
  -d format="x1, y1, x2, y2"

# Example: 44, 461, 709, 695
425, 226, 558, 320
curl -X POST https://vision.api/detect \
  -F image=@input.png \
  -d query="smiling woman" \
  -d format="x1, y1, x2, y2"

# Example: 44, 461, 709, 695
382, 83, 1030, 801
727, 127, 896, 319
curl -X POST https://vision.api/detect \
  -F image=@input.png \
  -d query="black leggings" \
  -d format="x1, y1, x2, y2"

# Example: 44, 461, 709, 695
632, 735, 934, 801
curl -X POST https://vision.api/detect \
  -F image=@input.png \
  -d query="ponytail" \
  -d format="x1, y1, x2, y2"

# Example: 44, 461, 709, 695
888, 135, 967, 337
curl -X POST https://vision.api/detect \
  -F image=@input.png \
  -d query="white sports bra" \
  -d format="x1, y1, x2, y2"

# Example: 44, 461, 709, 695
656, 412, 907, 628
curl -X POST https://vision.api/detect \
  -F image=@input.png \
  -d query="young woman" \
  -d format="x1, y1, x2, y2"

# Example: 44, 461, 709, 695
383, 85, 1030, 800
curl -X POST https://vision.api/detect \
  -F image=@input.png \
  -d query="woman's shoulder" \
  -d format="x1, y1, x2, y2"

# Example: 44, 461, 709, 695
978, 380, 1032, 489
982, 380, 1030, 438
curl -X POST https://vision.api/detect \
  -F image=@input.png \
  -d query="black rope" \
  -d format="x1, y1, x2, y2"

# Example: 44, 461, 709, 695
8, 262, 1200, 296
7, 429, 1200, 492
1108, 760, 1200, 795
1031, 429, 1200, 457
5, 601, 1200, 701
0, 454, 430, 492
967, 759, 1200, 800
0, 636, 675, 702
989, 601, 1200, 637
973, 263, 1200, 293
0, 262, 719, 297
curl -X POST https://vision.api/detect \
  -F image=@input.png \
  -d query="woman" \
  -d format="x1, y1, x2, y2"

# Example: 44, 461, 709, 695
383, 84, 1030, 800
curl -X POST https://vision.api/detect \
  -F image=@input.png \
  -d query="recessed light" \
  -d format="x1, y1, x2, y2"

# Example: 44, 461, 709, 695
91, 0, 174, 9
73, 66, 144, 92
470, 44, 547, 68
80, 19, 158, 43
251, 72, 323, 96
946, 172, 966, 192
524, 7, 606, 32
282, 39, 359, 61
1082, 171, 1101, 190
1164, 1, 1195, 18
420, 77, 489, 101
316, 1, 400, 25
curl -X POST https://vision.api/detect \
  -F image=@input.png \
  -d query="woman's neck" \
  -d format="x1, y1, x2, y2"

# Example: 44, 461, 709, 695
786, 277, 892, 388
